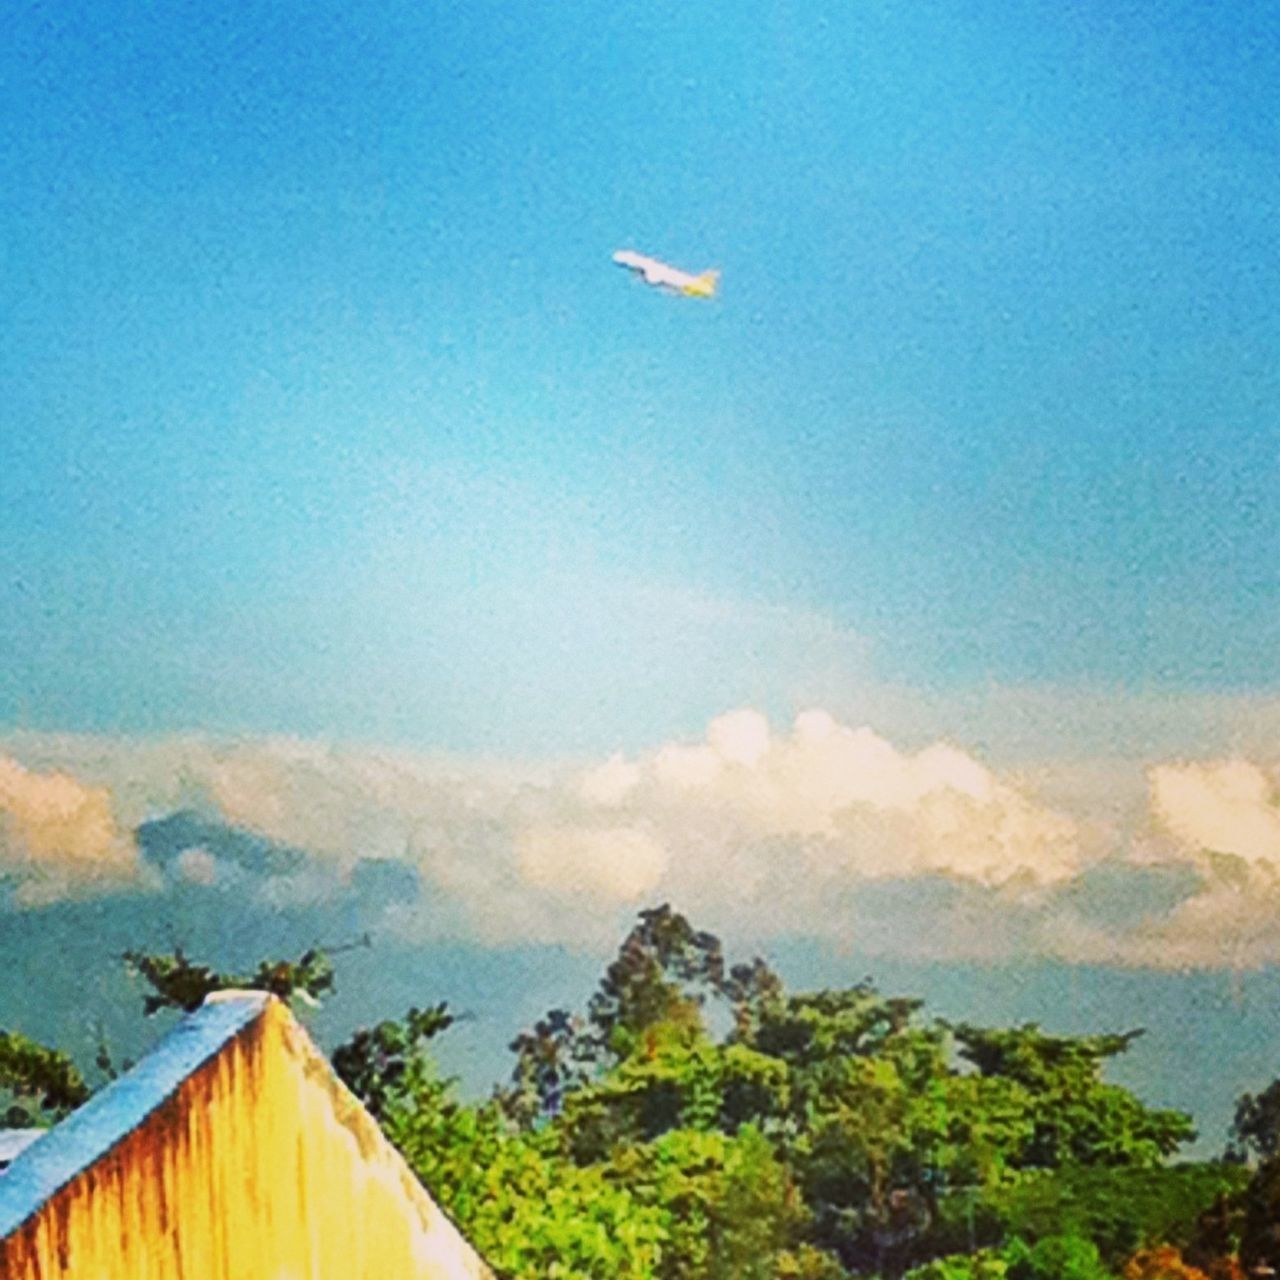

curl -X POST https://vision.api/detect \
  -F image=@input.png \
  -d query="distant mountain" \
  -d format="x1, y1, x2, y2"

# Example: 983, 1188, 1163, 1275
136, 809, 308, 878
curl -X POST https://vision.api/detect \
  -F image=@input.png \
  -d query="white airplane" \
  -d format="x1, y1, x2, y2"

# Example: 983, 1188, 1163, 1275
612, 250, 720, 299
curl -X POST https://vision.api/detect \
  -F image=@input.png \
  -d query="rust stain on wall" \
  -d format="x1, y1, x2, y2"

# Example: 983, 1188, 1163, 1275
0, 998, 494, 1279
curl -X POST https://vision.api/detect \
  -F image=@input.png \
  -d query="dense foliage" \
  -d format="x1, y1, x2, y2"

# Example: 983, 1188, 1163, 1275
0, 1029, 91, 1126
121, 942, 341, 1013
5, 904, 1279, 1278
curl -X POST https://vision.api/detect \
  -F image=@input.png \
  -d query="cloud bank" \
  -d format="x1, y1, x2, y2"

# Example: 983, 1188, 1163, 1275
5, 711, 1280, 968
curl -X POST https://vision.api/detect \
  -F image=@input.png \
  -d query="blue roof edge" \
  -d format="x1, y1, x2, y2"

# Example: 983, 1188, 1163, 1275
0, 991, 270, 1240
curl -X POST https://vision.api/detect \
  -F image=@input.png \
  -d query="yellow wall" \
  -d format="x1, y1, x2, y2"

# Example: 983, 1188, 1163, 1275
0, 997, 494, 1279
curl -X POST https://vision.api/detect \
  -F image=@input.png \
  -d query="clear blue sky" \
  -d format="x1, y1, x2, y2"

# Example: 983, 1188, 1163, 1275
4, 0, 1279, 752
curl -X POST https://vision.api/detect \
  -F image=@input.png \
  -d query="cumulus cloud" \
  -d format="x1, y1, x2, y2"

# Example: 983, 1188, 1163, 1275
0, 712, 1084, 948
1037, 759, 1280, 970
9, 717, 1280, 970
0, 754, 145, 904
582, 708, 1081, 889
1150, 759, 1280, 865
1013, 758, 1280, 970
1041, 854, 1280, 971
516, 826, 668, 903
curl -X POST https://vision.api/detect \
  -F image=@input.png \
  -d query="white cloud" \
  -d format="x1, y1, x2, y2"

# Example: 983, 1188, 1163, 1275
1033, 761, 1280, 970
174, 847, 219, 886
597, 709, 1082, 889
707, 709, 772, 769
0, 754, 145, 903
0, 716, 1080, 941
1149, 759, 1280, 864
578, 753, 641, 807
8, 714, 1280, 970
516, 826, 668, 903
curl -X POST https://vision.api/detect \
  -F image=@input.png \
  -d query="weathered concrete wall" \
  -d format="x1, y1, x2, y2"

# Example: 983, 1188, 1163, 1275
0, 992, 494, 1279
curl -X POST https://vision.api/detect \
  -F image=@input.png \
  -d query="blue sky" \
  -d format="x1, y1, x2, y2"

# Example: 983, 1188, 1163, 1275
5, 0, 1279, 750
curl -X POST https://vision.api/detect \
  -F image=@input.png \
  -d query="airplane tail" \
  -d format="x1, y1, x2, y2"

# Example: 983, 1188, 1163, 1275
682, 269, 720, 299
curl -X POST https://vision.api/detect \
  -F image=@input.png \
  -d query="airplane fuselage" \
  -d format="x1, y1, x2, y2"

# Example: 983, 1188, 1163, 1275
612, 250, 719, 299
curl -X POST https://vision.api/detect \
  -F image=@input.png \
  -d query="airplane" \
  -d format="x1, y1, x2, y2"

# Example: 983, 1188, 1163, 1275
612, 250, 720, 299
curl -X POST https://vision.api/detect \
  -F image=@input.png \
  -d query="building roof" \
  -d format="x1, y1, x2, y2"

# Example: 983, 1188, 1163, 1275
0, 992, 268, 1236
0, 991, 494, 1278
0, 1132, 46, 1169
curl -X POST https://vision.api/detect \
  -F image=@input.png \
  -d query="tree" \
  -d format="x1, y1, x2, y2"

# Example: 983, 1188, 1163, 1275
722, 957, 786, 1044
1215, 1078, 1280, 1276
583, 903, 727, 1066
122, 943, 341, 1014
501, 903, 755, 1128
1008, 1233, 1112, 1280
1240, 1157, 1280, 1273
745, 985, 953, 1273
554, 1032, 788, 1164
1186, 1186, 1248, 1276
1230, 1082, 1280, 1166
971, 1164, 1249, 1271
905, 1249, 1013, 1280
607, 1125, 813, 1280
330, 1003, 454, 1122
0, 1030, 91, 1127
499, 1007, 588, 1127
380, 1062, 668, 1279
952, 1024, 1195, 1169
